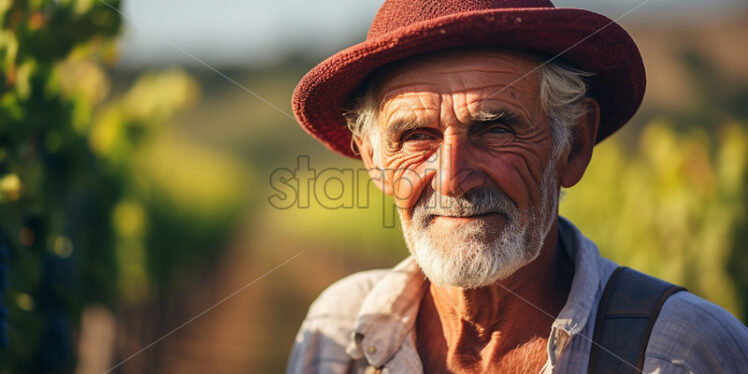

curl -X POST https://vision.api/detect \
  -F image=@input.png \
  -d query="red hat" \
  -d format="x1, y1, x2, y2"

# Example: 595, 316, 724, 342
292, 0, 646, 158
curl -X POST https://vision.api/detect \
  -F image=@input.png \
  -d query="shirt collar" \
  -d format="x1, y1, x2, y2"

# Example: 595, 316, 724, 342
346, 257, 428, 367
552, 216, 603, 335
545, 216, 608, 367
347, 217, 609, 369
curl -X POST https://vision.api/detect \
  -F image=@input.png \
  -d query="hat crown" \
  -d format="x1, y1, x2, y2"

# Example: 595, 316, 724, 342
368, 0, 555, 39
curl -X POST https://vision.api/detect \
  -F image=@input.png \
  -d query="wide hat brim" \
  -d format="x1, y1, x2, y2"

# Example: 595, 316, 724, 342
292, 7, 646, 158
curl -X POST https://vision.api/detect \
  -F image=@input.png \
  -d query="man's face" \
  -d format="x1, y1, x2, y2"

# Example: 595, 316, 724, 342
362, 49, 565, 288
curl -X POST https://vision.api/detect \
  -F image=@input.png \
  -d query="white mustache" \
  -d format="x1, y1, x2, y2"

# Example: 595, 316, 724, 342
413, 187, 518, 222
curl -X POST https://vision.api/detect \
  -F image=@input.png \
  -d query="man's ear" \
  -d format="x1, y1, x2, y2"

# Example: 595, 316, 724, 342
559, 98, 600, 188
354, 136, 393, 196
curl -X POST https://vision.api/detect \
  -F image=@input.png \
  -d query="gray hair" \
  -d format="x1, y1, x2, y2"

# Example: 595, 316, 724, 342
344, 59, 594, 164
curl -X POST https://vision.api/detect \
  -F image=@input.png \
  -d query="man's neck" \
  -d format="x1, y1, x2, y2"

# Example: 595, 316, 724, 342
416, 223, 575, 372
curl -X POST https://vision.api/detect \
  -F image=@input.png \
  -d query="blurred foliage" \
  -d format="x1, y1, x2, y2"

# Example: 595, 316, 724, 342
0, 1, 249, 372
265, 157, 406, 259
561, 121, 748, 319
559, 45, 748, 321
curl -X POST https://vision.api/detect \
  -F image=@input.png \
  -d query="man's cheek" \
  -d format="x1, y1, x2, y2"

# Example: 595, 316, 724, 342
392, 168, 426, 209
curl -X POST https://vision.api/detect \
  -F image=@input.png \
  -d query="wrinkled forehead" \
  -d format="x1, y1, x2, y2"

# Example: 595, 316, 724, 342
364, 48, 544, 123
369, 47, 545, 107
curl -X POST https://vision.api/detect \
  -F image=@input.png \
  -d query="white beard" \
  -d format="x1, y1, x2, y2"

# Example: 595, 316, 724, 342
400, 162, 559, 289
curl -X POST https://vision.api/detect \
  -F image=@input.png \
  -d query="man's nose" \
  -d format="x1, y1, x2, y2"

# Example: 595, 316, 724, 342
430, 136, 484, 198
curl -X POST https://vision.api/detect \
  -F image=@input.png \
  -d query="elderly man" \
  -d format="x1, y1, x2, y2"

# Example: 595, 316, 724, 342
287, 0, 748, 373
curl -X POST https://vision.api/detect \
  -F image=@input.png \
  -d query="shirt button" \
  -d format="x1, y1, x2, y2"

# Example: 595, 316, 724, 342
367, 346, 377, 354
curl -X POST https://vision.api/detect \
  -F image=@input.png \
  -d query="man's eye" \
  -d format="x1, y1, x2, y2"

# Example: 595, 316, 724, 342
486, 125, 511, 134
402, 131, 436, 142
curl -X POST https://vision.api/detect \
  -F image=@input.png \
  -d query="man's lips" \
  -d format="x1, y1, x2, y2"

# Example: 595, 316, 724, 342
426, 211, 508, 223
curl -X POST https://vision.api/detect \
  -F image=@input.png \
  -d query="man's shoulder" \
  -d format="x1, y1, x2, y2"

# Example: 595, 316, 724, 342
306, 269, 390, 321
287, 269, 390, 373
645, 290, 748, 373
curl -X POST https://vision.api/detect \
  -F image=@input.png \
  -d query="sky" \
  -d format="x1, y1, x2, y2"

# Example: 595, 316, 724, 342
116, 0, 746, 67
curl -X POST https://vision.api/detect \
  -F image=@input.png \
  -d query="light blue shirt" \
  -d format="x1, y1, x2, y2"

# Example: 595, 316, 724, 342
288, 218, 748, 373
